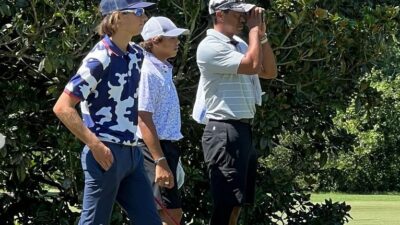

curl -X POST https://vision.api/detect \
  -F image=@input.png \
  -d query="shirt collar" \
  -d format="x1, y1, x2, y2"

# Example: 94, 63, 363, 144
102, 35, 136, 57
207, 29, 238, 45
145, 51, 173, 69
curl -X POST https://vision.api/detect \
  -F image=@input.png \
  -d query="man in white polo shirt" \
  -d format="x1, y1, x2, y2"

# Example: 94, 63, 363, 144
193, 0, 277, 224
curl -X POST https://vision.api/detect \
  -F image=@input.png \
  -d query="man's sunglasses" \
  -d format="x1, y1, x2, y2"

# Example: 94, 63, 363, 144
121, 8, 145, 17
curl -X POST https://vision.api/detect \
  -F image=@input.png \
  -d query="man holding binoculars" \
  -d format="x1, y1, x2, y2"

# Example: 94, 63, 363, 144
194, 0, 277, 224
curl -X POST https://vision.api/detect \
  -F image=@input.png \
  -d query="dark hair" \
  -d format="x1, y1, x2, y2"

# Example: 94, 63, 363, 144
139, 36, 164, 53
211, 10, 230, 25
96, 11, 121, 36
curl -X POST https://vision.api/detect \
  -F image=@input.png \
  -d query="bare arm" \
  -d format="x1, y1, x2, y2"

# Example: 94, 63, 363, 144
53, 92, 113, 170
257, 11, 278, 79
238, 7, 277, 79
138, 111, 174, 189
259, 41, 278, 79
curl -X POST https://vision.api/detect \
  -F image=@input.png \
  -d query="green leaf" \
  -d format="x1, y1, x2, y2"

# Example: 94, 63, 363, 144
0, 4, 11, 17
289, 12, 299, 25
296, 82, 302, 93
260, 137, 269, 150
38, 58, 45, 72
319, 152, 328, 167
15, 0, 29, 8
45, 58, 53, 73
315, 8, 329, 20
359, 80, 369, 92
66, 57, 74, 71
16, 164, 26, 182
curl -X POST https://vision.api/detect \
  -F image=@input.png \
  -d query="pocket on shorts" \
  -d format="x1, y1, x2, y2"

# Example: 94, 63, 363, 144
202, 123, 228, 166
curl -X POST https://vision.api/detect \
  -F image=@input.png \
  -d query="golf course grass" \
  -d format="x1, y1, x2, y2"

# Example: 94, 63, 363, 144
311, 193, 400, 225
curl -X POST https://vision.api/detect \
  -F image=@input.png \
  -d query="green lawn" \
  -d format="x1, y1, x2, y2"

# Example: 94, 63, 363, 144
311, 193, 400, 225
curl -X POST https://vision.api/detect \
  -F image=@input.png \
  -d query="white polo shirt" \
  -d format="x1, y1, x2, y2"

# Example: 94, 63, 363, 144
137, 52, 183, 141
194, 29, 262, 122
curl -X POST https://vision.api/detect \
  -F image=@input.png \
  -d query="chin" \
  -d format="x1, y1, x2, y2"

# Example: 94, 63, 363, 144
133, 28, 142, 36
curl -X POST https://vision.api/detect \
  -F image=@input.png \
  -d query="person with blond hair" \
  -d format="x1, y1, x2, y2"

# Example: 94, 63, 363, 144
53, 0, 162, 224
137, 16, 189, 225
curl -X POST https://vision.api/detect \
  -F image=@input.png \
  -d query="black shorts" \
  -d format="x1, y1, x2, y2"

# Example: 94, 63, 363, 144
202, 120, 258, 207
140, 140, 182, 209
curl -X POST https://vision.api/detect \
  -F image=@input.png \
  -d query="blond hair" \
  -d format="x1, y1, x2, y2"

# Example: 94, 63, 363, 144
139, 36, 164, 53
97, 11, 122, 36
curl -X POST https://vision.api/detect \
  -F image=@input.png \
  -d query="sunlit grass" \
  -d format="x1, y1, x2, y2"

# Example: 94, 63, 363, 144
312, 193, 400, 225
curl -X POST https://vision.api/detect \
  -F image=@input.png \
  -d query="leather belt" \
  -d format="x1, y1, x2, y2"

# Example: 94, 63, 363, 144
238, 118, 253, 124
209, 118, 253, 125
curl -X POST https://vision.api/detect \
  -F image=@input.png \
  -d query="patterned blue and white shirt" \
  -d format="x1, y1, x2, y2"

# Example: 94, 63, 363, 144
64, 35, 143, 146
137, 52, 183, 141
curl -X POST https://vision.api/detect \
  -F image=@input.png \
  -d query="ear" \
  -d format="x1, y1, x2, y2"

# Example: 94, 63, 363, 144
215, 11, 224, 23
150, 37, 161, 47
149, 39, 157, 49
113, 11, 123, 25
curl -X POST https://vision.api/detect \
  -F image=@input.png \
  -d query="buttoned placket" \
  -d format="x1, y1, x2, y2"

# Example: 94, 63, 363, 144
162, 65, 168, 74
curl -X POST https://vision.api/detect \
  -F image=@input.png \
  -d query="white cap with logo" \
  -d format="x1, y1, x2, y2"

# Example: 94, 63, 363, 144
208, 0, 256, 14
141, 16, 190, 41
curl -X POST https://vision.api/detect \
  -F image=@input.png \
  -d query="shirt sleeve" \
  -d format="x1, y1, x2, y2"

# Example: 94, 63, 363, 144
197, 40, 244, 75
64, 58, 104, 101
138, 70, 159, 113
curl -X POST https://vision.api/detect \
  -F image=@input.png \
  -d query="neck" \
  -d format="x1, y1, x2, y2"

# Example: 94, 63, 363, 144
110, 32, 133, 53
151, 48, 169, 62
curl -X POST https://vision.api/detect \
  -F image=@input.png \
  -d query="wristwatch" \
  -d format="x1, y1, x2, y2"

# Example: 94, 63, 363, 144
260, 33, 269, 44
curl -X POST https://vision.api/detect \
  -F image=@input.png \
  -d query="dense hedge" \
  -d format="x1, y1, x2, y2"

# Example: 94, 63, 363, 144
1, 0, 399, 224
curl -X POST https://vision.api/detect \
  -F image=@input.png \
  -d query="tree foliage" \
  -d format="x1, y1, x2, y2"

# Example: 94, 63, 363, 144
1, 0, 399, 224
319, 45, 400, 193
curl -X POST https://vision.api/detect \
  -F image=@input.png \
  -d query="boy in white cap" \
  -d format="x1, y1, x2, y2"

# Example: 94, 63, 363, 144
53, 0, 162, 224
137, 16, 189, 225
193, 0, 277, 224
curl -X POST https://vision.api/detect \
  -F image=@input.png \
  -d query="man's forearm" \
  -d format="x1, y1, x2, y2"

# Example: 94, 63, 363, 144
259, 42, 277, 79
238, 28, 263, 75
247, 28, 262, 71
138, 113, 164, 160
55, 107, 100, 147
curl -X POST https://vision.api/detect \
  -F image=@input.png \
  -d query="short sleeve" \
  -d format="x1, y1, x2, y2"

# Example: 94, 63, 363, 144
138, 70, 159, 113
196, 40, 244, 75
64, 59, 104, 101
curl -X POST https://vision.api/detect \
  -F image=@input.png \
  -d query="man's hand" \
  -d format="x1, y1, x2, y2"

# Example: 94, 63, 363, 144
246, 7, 266, 37
89, 141, 114, 171
138, 111, 175, 189
258, 8, 267, 36
155, 159, 175, 189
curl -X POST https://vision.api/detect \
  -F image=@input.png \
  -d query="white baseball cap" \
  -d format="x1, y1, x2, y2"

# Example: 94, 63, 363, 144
141, 16, 190, 41
209, 0, 255, 14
